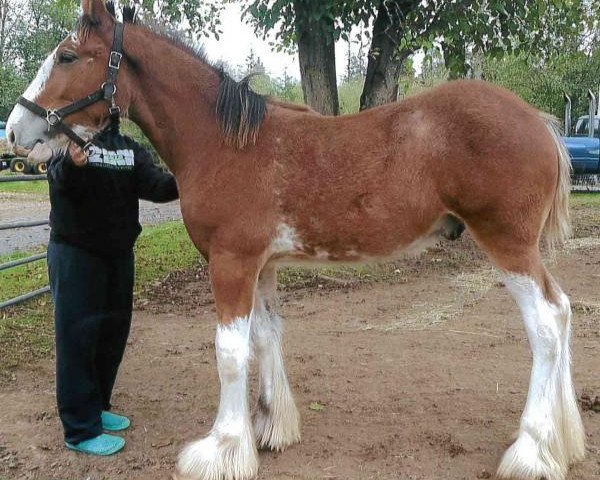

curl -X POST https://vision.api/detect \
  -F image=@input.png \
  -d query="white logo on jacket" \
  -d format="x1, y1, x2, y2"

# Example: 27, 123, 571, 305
87, 147, 135, 170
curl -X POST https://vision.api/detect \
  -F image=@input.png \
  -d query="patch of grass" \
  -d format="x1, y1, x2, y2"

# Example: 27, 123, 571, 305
0, 309, 54, 378
0, 176, 49, 195
134, 221, 201, 290
339, 78, 364, 115
0, 249, 48, 304
570, 192, 600, 207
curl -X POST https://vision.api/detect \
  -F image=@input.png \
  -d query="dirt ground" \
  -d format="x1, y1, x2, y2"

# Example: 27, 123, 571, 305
1, 221, 600, 479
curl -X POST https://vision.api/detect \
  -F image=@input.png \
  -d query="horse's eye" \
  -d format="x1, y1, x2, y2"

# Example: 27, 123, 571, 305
58, 52, 78, 64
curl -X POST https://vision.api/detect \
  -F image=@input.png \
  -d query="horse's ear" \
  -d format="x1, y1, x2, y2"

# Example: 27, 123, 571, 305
81, 0, 110, 23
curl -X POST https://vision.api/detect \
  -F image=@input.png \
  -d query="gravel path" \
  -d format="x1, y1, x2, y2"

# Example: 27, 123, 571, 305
0, 192, 182, 255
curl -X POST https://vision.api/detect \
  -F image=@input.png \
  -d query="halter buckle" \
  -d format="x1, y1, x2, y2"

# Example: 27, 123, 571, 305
109, 51, 122, 70
102, 82, 117, 99
109, 105, 121, 117
83, 142, 94, 157
46, 110, 61, 127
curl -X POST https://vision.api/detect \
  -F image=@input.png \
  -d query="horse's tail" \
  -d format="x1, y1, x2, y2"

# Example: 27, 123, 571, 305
540, 111, 572, 250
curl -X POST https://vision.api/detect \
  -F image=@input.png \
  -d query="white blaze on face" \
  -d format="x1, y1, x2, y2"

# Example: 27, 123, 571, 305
6, 49, 57, 148
24, 49, 57, 101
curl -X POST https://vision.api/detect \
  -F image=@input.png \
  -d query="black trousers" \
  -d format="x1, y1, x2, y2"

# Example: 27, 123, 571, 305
47, 240, 134, 444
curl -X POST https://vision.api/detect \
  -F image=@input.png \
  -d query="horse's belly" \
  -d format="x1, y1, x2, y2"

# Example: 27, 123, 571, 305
268, 219, 447, 266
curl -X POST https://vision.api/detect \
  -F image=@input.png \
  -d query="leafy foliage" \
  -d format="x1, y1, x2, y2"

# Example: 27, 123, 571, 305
0, 67, 27, 119
484, 48, 600, 120
136, 0, 224, 38
0, 0, 79, 118
238, 0, 374, 51
237, 0, 587, 74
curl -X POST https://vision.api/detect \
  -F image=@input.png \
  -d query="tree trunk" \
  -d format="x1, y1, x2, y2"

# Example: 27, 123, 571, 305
0, 0, 9, 65
294, 0, 339, 116
360, 0, 417, 111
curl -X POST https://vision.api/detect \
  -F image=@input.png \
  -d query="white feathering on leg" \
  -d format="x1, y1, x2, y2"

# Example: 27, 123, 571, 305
497, 275, 584, 480
252, 311, 300, 451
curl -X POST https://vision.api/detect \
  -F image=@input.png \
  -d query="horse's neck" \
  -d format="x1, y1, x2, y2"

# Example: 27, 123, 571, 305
124, 26, 221, 173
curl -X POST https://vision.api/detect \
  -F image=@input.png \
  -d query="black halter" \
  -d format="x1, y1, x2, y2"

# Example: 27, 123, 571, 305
17, 21, 125, 154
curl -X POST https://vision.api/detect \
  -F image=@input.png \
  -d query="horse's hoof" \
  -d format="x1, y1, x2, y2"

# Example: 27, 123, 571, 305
177, 430, 259, 480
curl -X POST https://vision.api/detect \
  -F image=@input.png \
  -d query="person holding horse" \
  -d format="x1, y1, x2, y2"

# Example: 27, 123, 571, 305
35, 124, 178, 456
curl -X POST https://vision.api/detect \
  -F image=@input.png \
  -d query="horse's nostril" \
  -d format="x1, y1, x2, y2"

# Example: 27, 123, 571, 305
8, 130, 15, 144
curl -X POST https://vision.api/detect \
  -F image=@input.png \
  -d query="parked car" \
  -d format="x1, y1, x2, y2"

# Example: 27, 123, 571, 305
563, 91, 600, 175
0, 120, 6, 140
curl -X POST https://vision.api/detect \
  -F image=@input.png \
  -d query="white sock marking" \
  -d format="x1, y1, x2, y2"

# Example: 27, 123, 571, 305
177, 316, 258, 480
498, 274, 584, 480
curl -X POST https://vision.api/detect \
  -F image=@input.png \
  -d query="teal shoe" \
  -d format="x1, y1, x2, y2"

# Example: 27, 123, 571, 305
65, 433, 125, 456
101, 411, 131, 432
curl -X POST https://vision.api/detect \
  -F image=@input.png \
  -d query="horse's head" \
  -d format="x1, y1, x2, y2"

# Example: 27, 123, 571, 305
6, 0, 132, 153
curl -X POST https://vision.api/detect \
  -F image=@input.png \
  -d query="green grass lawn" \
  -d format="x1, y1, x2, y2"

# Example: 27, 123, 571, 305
0, 173, 49, 195
570, 192, 600, 207
134, 221, 201, 289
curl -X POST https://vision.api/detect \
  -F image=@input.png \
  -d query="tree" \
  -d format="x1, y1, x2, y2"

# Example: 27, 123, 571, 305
359, 1, 415, 110
0, 0, 22, 65
239, 0, 374, 115
0, 0, 78, 119
360, 0, 586, 109
13, 0, 79, 77
238, 0, 587, 113
481, 0, 600, 120
0, 67, 26, 119
292, 0, 340, 114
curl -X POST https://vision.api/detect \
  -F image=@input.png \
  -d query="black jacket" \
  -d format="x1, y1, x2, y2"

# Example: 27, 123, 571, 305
47, 133, 179, 254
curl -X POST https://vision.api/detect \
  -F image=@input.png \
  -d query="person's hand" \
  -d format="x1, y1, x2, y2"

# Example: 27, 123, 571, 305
14, 145, 32, 157
68, 142, 89, 167
27, 142, 53, 165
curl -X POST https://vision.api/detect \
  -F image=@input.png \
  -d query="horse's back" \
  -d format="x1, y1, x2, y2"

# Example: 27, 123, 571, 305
267, 80, 561, 263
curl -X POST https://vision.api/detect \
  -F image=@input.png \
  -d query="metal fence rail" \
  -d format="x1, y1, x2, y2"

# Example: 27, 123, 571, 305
0, 219, 49, 231
0, 252, 47, 272
0, 174, 47, 182
0, 174, 49, 310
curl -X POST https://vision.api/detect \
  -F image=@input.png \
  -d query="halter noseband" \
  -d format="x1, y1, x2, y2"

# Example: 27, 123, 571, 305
17, 21, 125, 154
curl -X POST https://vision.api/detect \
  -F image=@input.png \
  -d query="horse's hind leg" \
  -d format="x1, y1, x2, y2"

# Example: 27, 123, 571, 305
476, 241, 584, 480
251, 265, 301, 451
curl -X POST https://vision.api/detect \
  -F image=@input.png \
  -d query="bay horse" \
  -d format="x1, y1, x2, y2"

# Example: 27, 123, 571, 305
6, 1, 585, 479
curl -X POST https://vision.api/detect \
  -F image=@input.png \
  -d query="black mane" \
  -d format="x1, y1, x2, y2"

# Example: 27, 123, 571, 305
134, 19, 268, 148
216, 74, 267, 149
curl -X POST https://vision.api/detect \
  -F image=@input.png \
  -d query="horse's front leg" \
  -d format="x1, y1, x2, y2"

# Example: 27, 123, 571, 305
176, 250, 262, 480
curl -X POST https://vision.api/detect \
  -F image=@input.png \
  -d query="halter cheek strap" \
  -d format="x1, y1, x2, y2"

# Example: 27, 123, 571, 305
17, 21, 125, 154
